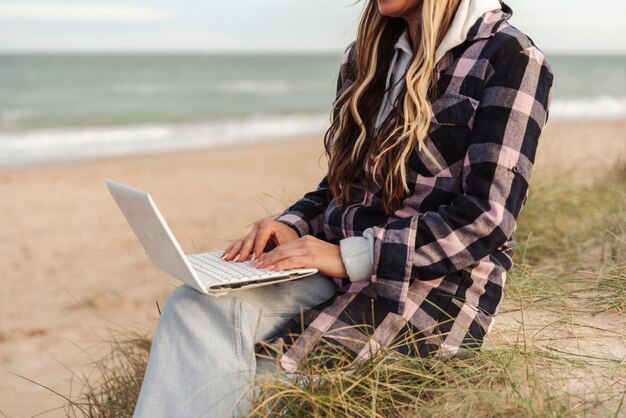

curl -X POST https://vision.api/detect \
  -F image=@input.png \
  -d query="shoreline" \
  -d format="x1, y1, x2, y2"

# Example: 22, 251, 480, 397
0, 113, 331, 169
2, 116, 625, 172
1, 119, 625, 416
1, 132, 326, 172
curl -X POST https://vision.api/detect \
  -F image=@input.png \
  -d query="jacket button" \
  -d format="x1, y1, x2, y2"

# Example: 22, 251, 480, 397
512, 165, 519, 173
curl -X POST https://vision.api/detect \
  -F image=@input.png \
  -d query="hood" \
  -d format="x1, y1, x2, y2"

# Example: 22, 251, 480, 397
434, 0, 502, 63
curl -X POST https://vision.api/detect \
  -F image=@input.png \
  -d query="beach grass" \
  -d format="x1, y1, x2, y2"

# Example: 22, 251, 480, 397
63, 163, 626, 417
62, 334, 151, 418
250, 343, 624, 417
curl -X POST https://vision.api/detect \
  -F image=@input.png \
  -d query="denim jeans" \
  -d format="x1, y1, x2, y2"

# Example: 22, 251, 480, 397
133, 273, 337, 418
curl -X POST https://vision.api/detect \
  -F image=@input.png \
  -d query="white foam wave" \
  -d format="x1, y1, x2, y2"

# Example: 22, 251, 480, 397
550, 96, 626, 120
2, 95, 625, 167
112, 82, 171, 95
0, 114, 329, 167
218, 80, 292, 95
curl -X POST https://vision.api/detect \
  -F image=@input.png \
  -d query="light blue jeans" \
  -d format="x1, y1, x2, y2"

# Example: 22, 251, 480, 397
133, 273, 337, 418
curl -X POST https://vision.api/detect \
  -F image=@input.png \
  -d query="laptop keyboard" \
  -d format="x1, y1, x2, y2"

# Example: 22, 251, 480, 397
187, 251, 284, 284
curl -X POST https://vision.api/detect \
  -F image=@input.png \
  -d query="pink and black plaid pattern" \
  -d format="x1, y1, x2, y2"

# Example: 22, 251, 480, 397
272, 2, 554, 372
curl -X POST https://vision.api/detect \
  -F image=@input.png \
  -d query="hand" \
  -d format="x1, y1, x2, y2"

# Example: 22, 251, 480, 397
222, 217, 299, 262
251, 235, 348, 279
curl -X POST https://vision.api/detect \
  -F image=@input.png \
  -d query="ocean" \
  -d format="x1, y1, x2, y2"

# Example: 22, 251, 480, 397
1, 53, 625, 166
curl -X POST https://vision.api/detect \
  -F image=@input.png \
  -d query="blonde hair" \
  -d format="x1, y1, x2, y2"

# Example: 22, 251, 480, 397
324, 0, 461, 214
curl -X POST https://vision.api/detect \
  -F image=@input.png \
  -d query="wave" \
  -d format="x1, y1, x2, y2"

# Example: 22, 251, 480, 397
2, 95, 625, 167
218, 80, 292, 95
550, 96, 626, 120
0, 113, 329, 167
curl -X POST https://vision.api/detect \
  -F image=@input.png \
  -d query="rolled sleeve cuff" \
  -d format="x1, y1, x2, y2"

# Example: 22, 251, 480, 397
274, 213, 308, 238
339, 227, 375, 282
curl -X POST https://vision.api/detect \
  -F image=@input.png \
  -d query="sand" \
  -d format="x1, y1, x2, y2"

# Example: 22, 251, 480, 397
1, 120, 625, 417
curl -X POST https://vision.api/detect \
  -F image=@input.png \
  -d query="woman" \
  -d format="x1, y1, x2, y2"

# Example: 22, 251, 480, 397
134, 0, 554, 416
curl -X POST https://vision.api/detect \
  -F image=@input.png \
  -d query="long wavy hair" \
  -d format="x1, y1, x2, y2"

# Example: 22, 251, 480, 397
324, 0, 461, 215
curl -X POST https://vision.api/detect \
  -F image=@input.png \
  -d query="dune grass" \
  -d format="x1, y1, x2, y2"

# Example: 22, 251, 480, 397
250, 342, 624, 417
62, 335, 151, 418
63, 164, 626, 417
514, 166, 625, 267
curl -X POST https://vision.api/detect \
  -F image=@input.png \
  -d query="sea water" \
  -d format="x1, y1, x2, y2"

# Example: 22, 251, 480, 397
0, 53, 624, 166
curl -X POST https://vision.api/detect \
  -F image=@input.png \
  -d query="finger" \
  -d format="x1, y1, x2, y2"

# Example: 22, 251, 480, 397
252, 222, 272, 259
237, 224, 260, 262
225, 222, 261, 261
258, 235, 310, 262
254, 242, 286, 265
267, 256, 309, 271
223, 239, 244, 261
255, 245, 308, 268
263, 233, 279, 253
221, 241, 236, 258
258, 236, 297, 260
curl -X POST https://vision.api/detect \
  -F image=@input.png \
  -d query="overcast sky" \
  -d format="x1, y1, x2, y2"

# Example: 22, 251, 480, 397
0, 0, 624, 54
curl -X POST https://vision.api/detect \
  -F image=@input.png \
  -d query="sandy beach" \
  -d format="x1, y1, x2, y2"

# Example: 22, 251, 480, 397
1, 120, 626, 417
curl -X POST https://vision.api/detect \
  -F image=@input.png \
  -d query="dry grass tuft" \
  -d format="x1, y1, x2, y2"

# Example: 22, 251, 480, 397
64, 334, 151, 418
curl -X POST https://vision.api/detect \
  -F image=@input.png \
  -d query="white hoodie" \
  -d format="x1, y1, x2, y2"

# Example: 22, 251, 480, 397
339, 0, 502, 282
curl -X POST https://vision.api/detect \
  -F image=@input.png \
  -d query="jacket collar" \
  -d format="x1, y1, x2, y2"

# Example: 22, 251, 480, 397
434, 0, 504, 63
464, 0, 513, 42
434, 0, 513, 71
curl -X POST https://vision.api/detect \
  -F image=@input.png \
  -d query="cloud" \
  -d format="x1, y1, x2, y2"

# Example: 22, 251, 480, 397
0, 3, 173, 22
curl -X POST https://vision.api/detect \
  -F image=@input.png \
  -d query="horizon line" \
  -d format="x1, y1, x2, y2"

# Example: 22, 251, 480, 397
1, 49, 625, 56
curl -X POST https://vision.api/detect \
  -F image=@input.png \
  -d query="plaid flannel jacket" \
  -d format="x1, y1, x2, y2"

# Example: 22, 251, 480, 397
270, 2, 554, 372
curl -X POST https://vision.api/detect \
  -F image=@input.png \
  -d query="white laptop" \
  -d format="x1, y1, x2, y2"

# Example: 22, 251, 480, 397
105, 179, 318, 296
